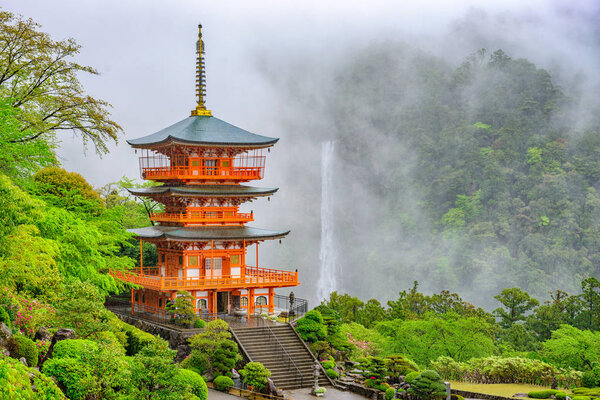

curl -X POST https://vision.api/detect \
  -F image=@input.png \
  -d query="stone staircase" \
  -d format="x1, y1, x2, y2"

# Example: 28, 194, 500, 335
231, 324, 331, 390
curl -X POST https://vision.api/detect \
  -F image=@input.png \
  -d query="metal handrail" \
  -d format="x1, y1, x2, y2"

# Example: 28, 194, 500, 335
258, 316, 304, 388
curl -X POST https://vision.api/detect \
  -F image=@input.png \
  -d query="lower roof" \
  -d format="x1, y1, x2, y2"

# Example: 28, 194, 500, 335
127, 185, 278, 198
128, 225, 289, 241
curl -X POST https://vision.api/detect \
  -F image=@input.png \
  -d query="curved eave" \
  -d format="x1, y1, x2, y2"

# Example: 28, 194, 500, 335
126, 185, 278, 198
128, 226, 290, 242
126, 116, 279, 149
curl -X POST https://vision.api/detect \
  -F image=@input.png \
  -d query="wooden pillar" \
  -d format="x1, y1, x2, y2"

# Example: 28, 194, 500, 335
212, 290, 217, 319
211, 240, 214, 281
140, 240, 143, 275
256, 242, 259, 269
268, 287, 274, 314
131, 288, 134, 315
242, 240, 246, 279
249, 288, 255, 317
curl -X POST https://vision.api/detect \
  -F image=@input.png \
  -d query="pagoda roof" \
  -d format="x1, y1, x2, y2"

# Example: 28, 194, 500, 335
126, 185, 278, 198
127, 116, 278, 148
128, 225, 289, 241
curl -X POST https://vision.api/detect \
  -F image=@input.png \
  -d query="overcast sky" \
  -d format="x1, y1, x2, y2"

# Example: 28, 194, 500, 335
3, 0, 597, 188
3, 0, 599, 301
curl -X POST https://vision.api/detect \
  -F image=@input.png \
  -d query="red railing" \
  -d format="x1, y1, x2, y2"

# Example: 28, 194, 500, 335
138, 154, 265, 182
150, 211, 253, 225
110, 265, 299, 291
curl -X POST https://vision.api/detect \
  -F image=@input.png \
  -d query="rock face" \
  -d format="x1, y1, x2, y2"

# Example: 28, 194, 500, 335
0, 323, 12, 349
174, 344, 191, 363
34, 326, 52, 342
45, 328, 76, 361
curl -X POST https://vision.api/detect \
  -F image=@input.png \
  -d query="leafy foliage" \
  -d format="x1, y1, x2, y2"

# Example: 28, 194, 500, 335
213, 375, 234, 391
7, 334, 39, 367
407, 370, 447, 400
166, 290, 196, 326
240, 362, 271, 391
296, 310, 328, 342
0, 355, 66, 399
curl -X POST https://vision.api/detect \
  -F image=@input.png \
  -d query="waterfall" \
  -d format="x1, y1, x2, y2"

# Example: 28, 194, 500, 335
317, 140, 338, 302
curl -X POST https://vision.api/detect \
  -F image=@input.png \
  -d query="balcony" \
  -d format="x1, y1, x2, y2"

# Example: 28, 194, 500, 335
150, 210, 254, 226
110, 265, 299, 291
138, 153, 265, 183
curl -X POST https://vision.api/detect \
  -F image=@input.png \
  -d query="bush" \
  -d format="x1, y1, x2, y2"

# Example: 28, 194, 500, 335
240, 362, 271, 391
175, 369, 208, 400
43, 357, 95, 400
0, 355, 66, 399
296, 310, 327, 343
527, 390, 561, 399
113, 318, 157, 355
213, 340, 240, 378
321, 356, 336, 370
375, 383, 391, 391
194, 319, 206, 329
52, 339, 98, 360
0, 307, 11, 327
555, 392, 567, 400
7, 335, 39, 367
582, 370, 600, 388
405, 371, 421, 384
315, 387, 327, 394
214, 375, 234, 391
386, 387, 396, 400
408, 370, 447, 400
385, 355, 419, 382
181, 350, 210, 376
326, 368, 339, 379
571, 396, 592, 400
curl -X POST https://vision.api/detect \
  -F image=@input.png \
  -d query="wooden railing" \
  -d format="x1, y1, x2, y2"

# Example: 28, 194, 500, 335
140, 165, 263, 181
110, 265, 299, 291
150, 211, 253, 225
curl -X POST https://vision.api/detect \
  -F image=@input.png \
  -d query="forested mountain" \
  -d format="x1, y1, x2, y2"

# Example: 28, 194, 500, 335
275, 45, 600, 307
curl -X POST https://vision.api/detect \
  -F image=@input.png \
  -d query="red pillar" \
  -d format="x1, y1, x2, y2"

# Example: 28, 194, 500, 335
268, 287, 274, 314
130, 288, 134, 315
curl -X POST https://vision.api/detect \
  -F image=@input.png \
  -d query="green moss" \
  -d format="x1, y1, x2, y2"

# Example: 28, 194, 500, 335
7, 335, 39, 367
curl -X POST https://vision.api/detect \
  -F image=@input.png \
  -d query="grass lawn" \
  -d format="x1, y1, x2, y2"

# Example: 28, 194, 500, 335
449, 381, 571, 398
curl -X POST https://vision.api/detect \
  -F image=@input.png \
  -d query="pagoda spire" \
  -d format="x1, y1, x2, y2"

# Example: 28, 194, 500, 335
191, 24, 212, 117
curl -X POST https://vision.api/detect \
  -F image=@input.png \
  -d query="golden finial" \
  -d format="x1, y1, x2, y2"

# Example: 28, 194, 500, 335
191, 24, 212, 116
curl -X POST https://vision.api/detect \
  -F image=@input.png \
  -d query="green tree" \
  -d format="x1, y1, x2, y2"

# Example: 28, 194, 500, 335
239, 362, 271, 391
55, 280, 109, 338
296, 310, 328, 342
493, 288, 539, 328
166, 291, 196, 326
0, 10, 121, 154
541, 325, 600, 370
579, 277, 600, 331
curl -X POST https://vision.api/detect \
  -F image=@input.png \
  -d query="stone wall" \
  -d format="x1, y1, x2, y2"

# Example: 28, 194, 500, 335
451, 389, 514, 400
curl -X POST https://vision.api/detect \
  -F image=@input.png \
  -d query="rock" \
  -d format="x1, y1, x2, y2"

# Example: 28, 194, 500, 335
174, 344, 191, 363
267, 378, 278, 396
45, 328, 76, 360
19, 357, 28, 367
34, 326, 52, 342
0, 323, 12, 348
513, 394, 528, 398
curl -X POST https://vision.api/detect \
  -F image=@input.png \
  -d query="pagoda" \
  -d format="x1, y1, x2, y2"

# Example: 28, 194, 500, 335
111, 25, 298, 318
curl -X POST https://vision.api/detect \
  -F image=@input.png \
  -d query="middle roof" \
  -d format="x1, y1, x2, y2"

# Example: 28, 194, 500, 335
127, 115, 279, 149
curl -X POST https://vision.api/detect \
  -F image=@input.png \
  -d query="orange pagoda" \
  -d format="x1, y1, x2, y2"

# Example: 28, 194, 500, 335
111, 25, 298, 318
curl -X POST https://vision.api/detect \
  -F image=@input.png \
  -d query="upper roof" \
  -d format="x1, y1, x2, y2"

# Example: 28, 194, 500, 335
127, 116, 279, 148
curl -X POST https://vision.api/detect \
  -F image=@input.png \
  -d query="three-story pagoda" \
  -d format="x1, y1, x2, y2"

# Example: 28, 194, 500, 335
111, 25, 298, 318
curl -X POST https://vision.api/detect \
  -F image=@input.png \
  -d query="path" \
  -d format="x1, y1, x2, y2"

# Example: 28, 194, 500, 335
208, 387, 368, 400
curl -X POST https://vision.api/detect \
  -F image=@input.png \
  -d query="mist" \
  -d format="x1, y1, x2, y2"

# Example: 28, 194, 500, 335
4, 0, 599, 308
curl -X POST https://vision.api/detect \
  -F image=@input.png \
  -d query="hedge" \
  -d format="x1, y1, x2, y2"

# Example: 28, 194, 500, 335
0, 355, 66, 399
175, 369, 208, 400
214, 375, 234, 391
7, 335, 39, 367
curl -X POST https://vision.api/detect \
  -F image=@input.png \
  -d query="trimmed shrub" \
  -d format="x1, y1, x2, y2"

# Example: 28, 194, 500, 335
321, 356, 336, 370
326, 368, 339, 379
0, 307, 11, 327
571, 396, 592, 400
194, 319, 206, 329
572, 388, 600, 396
405, 371, 421, 384
450, 395, 464, 400
527, 390, 561, 399
0, 355, 66, 399
213, 340, 240, 378
296, 310, 327, 343
555, 392, 567, 400
181, 350, 210, 376
408, 370, 447, 400
386, 387, 396, 400
52, 339, 98, 360
175, 369, 208, 400
7, 335, 39, 367
240, 362, 271, 391
375, 383, 391, 391
214, 375, 234, 391
385, 355, 419, 381
43, 357, 95, 400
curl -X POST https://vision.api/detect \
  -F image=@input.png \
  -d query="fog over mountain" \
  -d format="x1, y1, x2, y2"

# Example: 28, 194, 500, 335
4, 0, 599, 307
